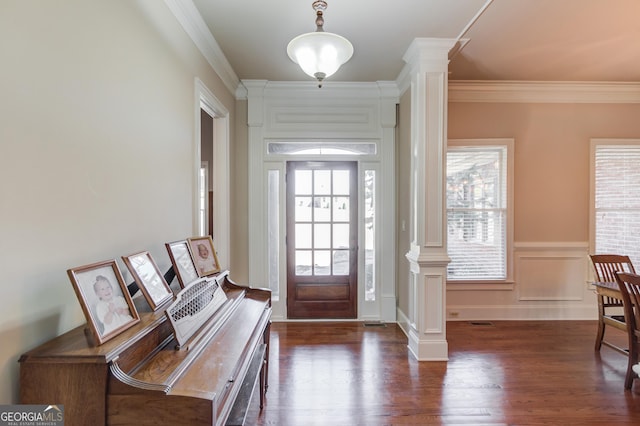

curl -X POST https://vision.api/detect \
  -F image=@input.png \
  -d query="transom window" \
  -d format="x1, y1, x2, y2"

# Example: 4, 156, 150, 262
267, 142, 376, 156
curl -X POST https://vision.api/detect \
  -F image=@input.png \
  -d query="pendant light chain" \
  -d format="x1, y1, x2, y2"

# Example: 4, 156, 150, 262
314, 0, 326, 31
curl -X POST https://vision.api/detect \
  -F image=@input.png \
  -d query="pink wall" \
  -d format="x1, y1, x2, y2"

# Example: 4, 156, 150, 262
448, 102, 640, 242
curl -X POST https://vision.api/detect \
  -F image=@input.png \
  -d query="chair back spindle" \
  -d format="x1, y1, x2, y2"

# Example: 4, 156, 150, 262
591, 254, 635, 306
591, 254, 636, 282
590, 254, 636, 353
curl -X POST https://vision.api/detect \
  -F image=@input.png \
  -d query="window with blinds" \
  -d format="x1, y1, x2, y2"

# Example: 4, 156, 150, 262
594, 143, 640, 267
446, 144, 509, 280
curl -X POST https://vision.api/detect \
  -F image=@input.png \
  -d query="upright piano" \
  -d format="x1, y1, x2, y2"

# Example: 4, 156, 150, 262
19, 270, 271, 426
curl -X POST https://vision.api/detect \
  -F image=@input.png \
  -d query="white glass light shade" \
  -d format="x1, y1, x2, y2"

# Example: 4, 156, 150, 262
287, 31, 353, 80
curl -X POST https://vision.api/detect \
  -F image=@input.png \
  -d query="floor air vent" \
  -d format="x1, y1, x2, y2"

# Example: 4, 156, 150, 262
469, 321, 494, 326
363, 321, 387, 327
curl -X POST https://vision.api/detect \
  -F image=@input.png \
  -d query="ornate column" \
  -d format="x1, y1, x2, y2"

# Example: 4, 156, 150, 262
403, 38, 457, 360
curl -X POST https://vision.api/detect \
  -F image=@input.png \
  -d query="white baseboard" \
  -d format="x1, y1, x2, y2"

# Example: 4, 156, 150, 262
399, 303, 596, 324
445, 304, 596, 321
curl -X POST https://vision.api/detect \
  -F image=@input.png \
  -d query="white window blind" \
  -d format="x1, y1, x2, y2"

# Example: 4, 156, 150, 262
594, 145, 640, 267
446, 146, 507, 280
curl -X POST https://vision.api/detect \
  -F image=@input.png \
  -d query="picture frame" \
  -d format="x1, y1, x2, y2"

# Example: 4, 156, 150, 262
67, 259, 140, 345
122, 250, 174, 311
187, 235, 221, 277
165, 240, 199, 288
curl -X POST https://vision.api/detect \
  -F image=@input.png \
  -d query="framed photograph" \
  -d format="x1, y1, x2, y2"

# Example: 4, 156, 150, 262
165, 240, 199, 288
188, 236, 221, 277
122, 251, 174, 311
67, 259, 140, 345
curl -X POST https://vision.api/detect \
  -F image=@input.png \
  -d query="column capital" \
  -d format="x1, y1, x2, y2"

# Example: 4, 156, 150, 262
242, 79, 268, 127
402, 38, 458, 73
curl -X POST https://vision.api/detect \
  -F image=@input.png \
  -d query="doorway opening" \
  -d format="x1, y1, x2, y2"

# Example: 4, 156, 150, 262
196, 79, 230, 270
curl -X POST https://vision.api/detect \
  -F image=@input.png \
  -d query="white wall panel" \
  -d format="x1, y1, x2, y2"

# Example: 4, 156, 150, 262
517, 256, 585, 301
515, 242, 589, 301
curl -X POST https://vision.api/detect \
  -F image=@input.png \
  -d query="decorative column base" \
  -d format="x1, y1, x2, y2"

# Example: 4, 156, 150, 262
406, 247, 450, 361
408, 329, 448, 361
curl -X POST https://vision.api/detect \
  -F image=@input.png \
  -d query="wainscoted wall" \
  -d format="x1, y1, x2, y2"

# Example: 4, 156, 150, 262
394, 86, 640, 326
515, 242, 589, 302
398, 242, 595, 327
449, 242, 593, 320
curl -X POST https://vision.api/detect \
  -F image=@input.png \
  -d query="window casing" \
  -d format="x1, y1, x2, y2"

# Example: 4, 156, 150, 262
592, 140, 640, 267
364, 169, 376, 301
446, 139, 514, 283
267, 169, 280, 299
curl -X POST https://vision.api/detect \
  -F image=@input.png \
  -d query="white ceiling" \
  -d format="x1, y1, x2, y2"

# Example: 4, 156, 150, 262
191, 0, 640, 84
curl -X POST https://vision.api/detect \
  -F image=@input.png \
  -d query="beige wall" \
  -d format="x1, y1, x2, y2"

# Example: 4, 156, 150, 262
0, 0, 235, 403
231, 99, 249, 284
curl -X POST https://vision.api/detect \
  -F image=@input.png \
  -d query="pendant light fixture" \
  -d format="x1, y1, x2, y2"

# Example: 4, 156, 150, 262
287, 1, 354, 87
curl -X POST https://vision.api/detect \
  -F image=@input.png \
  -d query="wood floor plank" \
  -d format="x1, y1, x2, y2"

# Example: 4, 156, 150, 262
246, 321, 640, 425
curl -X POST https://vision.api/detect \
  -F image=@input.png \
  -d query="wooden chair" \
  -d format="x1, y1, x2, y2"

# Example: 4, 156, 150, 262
614, 271, 640, 390
590, 254, 635, 353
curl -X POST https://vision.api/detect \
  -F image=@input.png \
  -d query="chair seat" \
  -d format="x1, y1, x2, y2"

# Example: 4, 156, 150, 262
603, 314, 626, 327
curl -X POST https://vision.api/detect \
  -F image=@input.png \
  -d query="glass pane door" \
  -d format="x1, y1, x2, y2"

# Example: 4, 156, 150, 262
286, 161, 357, 319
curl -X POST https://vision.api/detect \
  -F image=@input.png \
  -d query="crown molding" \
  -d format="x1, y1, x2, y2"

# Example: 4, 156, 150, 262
449, 80, 640, 103
396, 63, 412, 96
164, 0, 240, 96
241, 80, 398, 100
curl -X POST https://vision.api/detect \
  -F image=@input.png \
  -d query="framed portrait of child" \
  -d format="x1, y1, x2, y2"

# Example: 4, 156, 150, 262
67, 259, 140, 345
187, 236, 221, 277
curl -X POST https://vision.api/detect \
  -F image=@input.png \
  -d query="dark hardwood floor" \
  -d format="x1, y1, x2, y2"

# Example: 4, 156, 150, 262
246, 320, 640, 425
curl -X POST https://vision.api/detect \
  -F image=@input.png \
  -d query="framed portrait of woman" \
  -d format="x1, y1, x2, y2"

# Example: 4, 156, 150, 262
187, 236, 221, 277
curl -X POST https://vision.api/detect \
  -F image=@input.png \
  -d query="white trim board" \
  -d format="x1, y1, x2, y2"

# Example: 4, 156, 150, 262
449, 81, 640, 103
